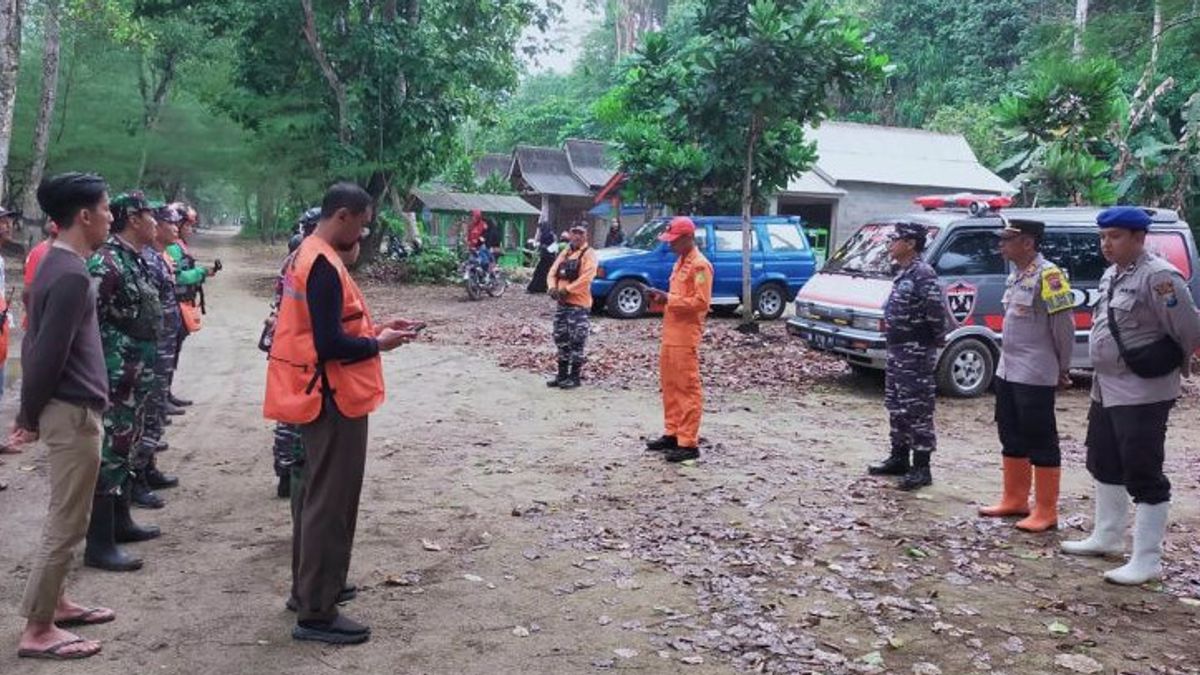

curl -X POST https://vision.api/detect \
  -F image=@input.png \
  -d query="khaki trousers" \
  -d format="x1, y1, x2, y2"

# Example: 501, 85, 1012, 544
20, 400, 103, 622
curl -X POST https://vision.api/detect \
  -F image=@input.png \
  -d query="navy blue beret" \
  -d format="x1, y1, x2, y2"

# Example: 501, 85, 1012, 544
1097, 207, 1153, 231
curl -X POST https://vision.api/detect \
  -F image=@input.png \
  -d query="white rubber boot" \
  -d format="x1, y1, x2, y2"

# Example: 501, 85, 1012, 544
1104, 501, 1168, 586
1061, 482, 1129, 556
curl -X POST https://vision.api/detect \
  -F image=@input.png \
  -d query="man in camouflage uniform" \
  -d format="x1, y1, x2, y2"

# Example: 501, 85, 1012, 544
546, 225, 598, 390
263, 207, 320, 498
868, 222, 953, 491
131, 204, 185, 507
84, 192, 163, 572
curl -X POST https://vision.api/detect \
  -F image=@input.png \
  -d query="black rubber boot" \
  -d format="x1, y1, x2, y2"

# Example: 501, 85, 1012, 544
645, 435, 678, 452
168, 393, 193, 407
868, 448, 910, 476
115, 489, 161, 543
145, 464, 179, 490
898, 452, 933, 491
85, 495, 145, 572
165, 401, 186, 416
547, 361, 569, 388
277, 474, 291, 499
559, 363, 581, 390
131, 475, 166, 509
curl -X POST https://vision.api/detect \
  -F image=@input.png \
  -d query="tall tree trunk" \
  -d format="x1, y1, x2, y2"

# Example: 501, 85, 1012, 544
135, 50, 178, 184
739, 114, 761, 331
20, 0, 61, 224
0, 0, 25, 204
1072, 0, 1089, 59
300, 0, 350, 144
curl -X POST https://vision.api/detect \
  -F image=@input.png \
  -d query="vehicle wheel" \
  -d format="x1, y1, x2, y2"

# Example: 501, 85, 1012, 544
711, 305, 740, 318
754, 283, 788, 321
465, 275, 482, 301
606, 279, 647, 319
936, 338, 995, 398
487, 271, 508, 297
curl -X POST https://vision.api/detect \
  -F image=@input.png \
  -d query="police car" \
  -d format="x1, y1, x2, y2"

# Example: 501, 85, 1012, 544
787, 195, 1200, 397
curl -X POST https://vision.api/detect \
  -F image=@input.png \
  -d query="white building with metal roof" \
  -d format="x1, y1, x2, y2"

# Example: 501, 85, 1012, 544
771, 121, 1014, 253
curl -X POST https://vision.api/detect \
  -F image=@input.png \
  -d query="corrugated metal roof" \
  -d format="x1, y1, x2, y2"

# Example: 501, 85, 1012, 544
512, 145, 593, 197
781, 169, 846, 197
474, 154, 512, 183
783, 122, 1014, 195
564, 139, 616, 189
412, 190, 541, 216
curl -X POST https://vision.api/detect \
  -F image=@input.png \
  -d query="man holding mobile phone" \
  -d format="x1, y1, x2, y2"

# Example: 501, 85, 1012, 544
264, 182, 421, 646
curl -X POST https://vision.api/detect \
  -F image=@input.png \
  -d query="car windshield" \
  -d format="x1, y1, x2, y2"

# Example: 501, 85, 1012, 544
822, 223, 940, 277
626, 220, 667, 250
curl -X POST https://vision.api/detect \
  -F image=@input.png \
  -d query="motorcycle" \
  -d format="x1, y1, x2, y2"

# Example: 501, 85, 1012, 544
461, 251, 508, 301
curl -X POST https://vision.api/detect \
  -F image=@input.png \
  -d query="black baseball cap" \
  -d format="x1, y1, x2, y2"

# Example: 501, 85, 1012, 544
889, 222, 928, 243
0, 207, 20, 219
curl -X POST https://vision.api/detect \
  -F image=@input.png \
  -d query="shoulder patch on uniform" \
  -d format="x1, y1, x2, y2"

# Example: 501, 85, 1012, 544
1040, 267, 1074, 314
1154, 280, 1175, 296
695, 271, 708, 284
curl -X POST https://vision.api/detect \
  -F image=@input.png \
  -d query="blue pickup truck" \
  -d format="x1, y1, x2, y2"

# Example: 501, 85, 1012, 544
591, 216, 817, 319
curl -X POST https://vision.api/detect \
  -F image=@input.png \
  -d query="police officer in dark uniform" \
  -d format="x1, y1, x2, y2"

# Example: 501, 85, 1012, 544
868, 222, 953, 491
1061, 207, 1200, 585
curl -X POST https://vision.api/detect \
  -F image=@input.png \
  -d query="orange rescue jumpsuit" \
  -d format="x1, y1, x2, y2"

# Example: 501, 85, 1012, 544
653, 246, 713, 448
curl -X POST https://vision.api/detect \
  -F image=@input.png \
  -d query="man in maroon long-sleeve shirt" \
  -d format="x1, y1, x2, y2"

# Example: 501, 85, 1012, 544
10, 173, 115, 661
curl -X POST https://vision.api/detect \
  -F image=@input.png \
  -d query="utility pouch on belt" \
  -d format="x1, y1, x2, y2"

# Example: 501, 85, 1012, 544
1106, 284, 1183, 378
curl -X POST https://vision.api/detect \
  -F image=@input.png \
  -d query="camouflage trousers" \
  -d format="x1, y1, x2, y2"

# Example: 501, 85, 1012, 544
273, 422, 304, 477
553, 305, 590, 366
99, 337, 158, 495
884, 343, 938, 455
138, 315, 181, 464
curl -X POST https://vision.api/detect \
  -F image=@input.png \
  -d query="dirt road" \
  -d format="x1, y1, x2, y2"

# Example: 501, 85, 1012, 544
2, 234, 1199, 675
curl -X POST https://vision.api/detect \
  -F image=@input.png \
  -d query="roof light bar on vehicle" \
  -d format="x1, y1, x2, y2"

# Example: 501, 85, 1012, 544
914, 194, 1013, 214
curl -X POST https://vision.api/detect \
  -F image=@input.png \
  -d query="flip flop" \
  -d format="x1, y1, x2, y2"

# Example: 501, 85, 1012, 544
55, 607, 116, 628
18, 637, 102, 660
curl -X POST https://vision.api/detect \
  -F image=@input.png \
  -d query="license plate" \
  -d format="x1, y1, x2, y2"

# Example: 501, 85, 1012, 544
804, 332, 834, 350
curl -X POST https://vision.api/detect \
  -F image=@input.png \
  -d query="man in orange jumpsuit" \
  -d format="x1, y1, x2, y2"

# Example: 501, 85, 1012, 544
644, 217, 713, 463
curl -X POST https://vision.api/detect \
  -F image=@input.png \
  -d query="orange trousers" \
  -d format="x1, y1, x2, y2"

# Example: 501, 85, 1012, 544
660, 345, 702, 447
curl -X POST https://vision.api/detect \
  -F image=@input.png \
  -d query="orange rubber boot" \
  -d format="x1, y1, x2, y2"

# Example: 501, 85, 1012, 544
978, 457, 1031, 517
1015, 467, 1060, 532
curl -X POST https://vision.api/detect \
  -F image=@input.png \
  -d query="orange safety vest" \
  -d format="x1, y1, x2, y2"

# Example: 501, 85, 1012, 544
263, 237, 385, 424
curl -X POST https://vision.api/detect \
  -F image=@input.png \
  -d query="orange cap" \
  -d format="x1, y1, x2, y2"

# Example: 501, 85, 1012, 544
658, 217, 696, 242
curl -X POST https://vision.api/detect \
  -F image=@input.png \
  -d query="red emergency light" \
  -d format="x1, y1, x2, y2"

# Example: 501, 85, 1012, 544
914, 194, 1013, 212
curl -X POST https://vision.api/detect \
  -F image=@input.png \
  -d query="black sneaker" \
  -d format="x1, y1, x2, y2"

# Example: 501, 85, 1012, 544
645, 435, 678, 452
867, 454, 910, 476
664, 447, 699, 463
898, 466, 933, 491
293, 614, 371, 645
